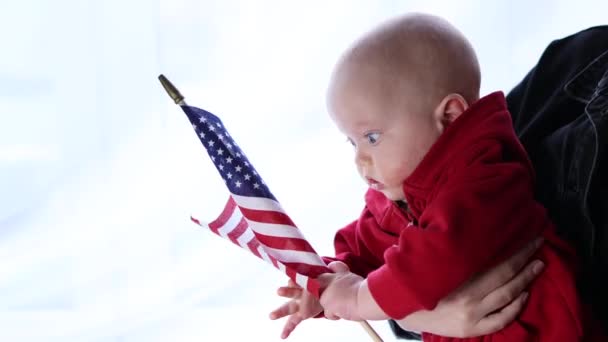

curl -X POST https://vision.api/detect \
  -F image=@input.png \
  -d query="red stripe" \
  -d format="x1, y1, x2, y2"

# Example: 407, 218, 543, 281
269, 254, 279, 268
226, 218, 249, 245
209, 198, 237, 233
307, 279, 321, 299
282, 262, 329, 278
246, 237, 262, 259
239, 207, 296, 227
281, 264, 325, 299
255, 234, 317, 253
285, 266, 297, 282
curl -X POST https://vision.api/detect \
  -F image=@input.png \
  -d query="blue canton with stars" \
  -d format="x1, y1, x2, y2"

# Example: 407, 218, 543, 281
182, 105, 275, 201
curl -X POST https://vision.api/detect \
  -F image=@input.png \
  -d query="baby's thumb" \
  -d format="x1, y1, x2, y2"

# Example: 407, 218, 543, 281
327, 261, 349, 273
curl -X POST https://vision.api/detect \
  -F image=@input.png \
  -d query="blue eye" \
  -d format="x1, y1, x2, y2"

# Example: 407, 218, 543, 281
366, 132, 380, 145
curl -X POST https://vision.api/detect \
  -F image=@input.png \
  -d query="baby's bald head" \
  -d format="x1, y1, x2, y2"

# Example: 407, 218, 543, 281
328, 13, 480, 115
327, 14, 482, 201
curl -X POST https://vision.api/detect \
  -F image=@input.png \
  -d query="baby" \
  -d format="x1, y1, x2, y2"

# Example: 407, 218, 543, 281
271, 13, 603, 341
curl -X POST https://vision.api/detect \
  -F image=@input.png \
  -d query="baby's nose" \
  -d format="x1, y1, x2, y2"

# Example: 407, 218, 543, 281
354, 149, 371, 169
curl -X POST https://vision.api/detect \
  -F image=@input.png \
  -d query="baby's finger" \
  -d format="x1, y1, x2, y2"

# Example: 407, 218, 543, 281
326, 312, 340, 320
324, 309, 341, 320
327, 261, 349, 273
281, 315, 303, 339
277, 286, 303, 298
269, 301, 299, 320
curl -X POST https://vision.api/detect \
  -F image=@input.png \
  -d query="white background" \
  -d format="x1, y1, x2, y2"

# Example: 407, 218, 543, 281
1, 0, 606, 341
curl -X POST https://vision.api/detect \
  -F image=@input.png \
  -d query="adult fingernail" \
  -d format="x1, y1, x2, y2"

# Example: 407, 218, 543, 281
532, 260, 544, 274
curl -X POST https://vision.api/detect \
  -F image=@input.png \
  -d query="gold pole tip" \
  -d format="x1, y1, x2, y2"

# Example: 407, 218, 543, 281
158, 74, 185, 105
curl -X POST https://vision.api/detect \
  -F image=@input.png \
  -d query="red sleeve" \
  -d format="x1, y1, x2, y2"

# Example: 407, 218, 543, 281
323, 208, 385, 278
367, 140, 550, 319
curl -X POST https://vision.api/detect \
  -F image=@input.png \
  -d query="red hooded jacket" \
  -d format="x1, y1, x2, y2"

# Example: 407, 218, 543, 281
329, 92, 602, 341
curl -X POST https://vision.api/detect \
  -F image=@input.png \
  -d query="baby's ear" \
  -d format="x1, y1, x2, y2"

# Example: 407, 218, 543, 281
434, 93, 469, 129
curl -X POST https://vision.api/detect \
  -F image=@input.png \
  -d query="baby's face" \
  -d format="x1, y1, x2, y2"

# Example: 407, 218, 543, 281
327, 67, 442, 201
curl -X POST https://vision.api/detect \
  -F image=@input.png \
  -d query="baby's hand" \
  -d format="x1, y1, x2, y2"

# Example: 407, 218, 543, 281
319, 261, 365, 321
269, 279, 325, 339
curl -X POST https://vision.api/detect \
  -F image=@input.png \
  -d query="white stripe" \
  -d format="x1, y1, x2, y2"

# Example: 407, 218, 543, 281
248, 221, 306, 239
264, 247, 326, 267
295, 273, 309, 290
232, 194, 286, 213
277, 262, 286, 274
257, 245, 273, 265
216, 206, 243, 238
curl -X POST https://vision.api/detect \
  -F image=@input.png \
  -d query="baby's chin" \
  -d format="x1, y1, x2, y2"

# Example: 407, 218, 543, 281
380, 188, 406, 202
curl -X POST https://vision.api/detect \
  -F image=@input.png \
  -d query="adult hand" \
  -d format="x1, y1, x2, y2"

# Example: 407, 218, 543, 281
395, 238, 544, 338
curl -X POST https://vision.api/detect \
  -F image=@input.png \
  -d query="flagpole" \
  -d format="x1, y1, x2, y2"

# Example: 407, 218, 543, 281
158, 74, 383, 342
360, 321, 383, 342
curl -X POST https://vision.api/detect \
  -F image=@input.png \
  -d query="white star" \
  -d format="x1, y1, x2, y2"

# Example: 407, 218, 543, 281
199, 132, 206, 138
253, 183, 260, 189
192, 124, 198, 130
211, 156, 216, 162
226, 143, 233, 149
244, 161, 249, 167
244, 174, 251, 180
217, 148, 224, 156
216, 122, 222, 127
218, 133, 224, 141
208, 140, 215, 147
236, 152, 241, 158
199, 116, 207, 123
227, 173, 233, 179
235, 181, 242, 188
252, 170, 257, 175
226, 157, 233, 164
209, 125, 216, 131
236, 166, 242, 173
219, 164, 224, 171
225, 132, 230, 137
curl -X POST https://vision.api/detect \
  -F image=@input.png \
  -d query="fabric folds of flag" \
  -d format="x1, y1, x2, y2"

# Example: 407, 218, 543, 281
182, 104, 330, 298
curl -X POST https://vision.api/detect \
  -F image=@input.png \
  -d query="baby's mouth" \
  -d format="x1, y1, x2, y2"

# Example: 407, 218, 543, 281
367, 177, 384, 190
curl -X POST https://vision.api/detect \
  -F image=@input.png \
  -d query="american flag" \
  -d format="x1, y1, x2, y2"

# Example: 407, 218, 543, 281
182, 104, 330, 298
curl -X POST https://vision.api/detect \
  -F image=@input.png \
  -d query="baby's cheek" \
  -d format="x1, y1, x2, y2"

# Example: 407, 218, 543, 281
386, 164, 411, 185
